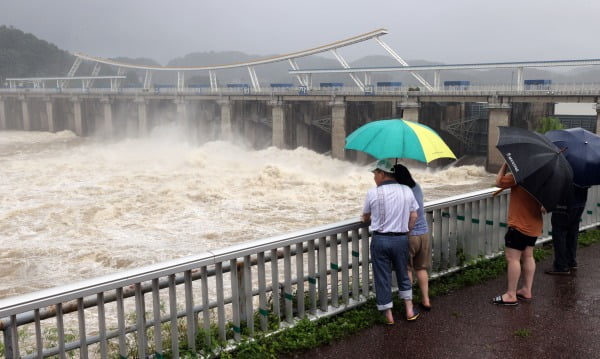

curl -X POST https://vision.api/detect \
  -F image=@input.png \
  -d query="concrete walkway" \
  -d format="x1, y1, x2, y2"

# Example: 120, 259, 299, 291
286, 242, 600, 359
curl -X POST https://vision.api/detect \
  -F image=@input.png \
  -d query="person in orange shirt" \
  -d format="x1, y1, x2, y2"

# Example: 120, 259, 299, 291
492, 162, 544, 305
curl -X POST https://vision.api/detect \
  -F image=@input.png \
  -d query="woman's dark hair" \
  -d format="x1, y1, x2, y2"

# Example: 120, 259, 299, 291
394, 164, 416, 188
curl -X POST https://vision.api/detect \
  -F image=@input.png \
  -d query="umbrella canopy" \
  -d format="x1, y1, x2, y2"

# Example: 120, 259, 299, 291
545, 127, 600, 187
344, 119, 456, 163
496, 126, 573, 211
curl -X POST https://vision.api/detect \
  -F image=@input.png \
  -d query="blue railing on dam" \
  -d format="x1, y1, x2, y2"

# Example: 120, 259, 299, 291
1, 186, 599, 358
3, 83, 600, 97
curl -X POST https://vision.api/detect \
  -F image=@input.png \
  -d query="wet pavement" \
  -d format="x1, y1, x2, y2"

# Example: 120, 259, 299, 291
285, 242, 600, 359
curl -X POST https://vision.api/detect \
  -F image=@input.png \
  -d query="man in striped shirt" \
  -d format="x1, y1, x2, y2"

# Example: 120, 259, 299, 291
362, 159, 419, 323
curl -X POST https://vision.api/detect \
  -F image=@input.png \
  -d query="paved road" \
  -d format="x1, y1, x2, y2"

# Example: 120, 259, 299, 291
286, 242, 600, 359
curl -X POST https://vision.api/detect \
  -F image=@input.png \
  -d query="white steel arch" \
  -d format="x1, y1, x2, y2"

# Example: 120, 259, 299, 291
73, 29, 389, 71
67, 28, 432, 91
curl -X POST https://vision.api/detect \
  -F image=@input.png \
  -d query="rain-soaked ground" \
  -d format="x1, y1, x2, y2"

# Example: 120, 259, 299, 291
285, 242, 600, 359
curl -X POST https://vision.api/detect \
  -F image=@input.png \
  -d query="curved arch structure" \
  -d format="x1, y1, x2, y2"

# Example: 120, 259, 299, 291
75, 28, 389, 71
68, 28, 432, 91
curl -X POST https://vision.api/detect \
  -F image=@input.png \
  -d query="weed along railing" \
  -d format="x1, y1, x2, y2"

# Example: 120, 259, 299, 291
1, 186, 599, 358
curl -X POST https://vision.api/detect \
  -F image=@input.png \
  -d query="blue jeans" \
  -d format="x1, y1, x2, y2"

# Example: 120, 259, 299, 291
551, 206, 585, 271
370, 233, 412, 311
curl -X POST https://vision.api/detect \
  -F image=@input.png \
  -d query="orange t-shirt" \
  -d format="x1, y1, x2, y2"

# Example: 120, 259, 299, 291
496, 173, 543, 237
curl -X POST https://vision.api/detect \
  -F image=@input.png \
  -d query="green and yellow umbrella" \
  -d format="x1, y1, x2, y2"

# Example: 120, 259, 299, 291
345, 119, 456, 163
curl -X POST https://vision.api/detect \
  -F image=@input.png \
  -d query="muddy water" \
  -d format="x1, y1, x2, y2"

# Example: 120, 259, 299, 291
0, 126, 496, 298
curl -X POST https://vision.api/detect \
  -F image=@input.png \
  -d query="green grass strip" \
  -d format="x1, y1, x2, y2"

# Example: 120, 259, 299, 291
216, 229, 600, 359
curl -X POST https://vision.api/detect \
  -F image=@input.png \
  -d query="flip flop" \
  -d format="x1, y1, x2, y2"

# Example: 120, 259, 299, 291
491, 295, 518, 306
516, 293, 532, 301
406, 310, 420, 321
420, 303, 432, 312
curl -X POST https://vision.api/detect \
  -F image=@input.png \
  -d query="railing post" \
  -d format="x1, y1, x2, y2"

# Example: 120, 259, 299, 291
308, 240, 317, 314
3, 328, 13, 359
329, 235, 339, 308
361, 227, 370, 298
6, 315, 18, 359
168, 275, 179, 359
237, 261, 246, 323
269, 249, 281, 324
351, 230, 360, 301
243, 256, 254, 337
295, 243, 305, 318
341, 232, 350, 304
318, 236, 328, 312
283, 246, 293, 323
230, 259, 241, 341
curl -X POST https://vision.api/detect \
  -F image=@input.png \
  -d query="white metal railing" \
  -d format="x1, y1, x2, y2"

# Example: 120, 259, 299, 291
0, 186, 599, 358
2, 83, 600, 97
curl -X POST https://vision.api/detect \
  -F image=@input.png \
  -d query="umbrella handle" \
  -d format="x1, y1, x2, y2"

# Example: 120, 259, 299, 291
492, 188, 505, 197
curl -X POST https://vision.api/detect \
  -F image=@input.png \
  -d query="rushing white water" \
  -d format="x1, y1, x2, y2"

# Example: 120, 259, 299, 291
0, 125, 496, 298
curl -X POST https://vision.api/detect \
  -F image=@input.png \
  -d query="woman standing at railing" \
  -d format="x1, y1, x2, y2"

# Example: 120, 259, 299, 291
394, 164, 432, 311
362, 159, 420, 323
492, 162, 544, 305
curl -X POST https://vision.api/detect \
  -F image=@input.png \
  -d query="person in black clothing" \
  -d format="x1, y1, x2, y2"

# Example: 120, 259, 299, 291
546, 184, 589, 275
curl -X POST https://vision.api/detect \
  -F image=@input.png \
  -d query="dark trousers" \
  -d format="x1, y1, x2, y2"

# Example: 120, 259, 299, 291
551, 206, 585, 271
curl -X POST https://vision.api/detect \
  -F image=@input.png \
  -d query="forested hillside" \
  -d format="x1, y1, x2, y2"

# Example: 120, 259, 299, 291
0, 25, 74, 83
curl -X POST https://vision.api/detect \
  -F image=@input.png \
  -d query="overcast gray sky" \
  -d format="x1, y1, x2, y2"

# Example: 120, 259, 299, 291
2, 0, 600, 65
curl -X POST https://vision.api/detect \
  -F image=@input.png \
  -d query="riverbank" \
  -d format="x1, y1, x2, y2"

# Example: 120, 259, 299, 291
222, 230, 600, 358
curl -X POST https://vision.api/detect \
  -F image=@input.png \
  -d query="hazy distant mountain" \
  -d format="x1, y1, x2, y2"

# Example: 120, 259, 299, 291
110, 57, 162, 67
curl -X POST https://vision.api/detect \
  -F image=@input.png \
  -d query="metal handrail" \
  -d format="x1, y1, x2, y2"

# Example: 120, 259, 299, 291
1, 186, 598, 358
2, 83, 600, 96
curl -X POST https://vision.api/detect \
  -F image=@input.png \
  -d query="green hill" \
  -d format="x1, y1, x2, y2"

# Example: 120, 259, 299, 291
0, 25, 74, 83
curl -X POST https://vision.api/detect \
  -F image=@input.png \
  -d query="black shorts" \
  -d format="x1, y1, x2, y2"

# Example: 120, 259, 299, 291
505, 227, 537, 251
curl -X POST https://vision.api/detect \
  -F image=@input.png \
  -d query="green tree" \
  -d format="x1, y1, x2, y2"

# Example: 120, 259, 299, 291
536, 116, 564, 133
0, 25, 75, 83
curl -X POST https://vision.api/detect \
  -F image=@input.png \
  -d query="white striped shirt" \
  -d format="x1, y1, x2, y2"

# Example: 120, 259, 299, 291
362, 181, 419, 233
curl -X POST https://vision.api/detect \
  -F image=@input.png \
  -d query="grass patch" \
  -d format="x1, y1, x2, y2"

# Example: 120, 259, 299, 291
224, 233, 600, 358
513, 328, 532, 338
578, 229, 600, 247
222, 302, 383, 359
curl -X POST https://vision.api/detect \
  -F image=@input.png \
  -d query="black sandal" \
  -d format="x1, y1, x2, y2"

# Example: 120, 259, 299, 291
491, 295, 518, 306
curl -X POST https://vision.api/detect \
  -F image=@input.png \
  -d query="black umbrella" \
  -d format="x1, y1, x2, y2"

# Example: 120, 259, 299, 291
496, 126, 573, 211
545, 127, 600, 187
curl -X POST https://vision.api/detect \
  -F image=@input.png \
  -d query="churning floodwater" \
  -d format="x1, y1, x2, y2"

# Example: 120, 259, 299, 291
0, 125, 496, 299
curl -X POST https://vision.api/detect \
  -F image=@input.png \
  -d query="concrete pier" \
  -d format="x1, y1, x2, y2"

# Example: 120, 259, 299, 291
135, 98, 148, 136
331, 97, 347, 159
19, 96, 30, 131
44, 97, 55, 132
175, 98, 188, 130
271, 99, 285, 148
101, 97, 113, 136
0, 97, 6, 130
218, 99, 232, 140
1, 90, 588, 168
71, 97, 83, 136
486, 103, 512, 171
596, 103, 600, 136
400, 102, 420, 122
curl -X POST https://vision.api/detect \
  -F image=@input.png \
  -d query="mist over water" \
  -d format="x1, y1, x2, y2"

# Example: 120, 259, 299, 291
0, 125, 495, 298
